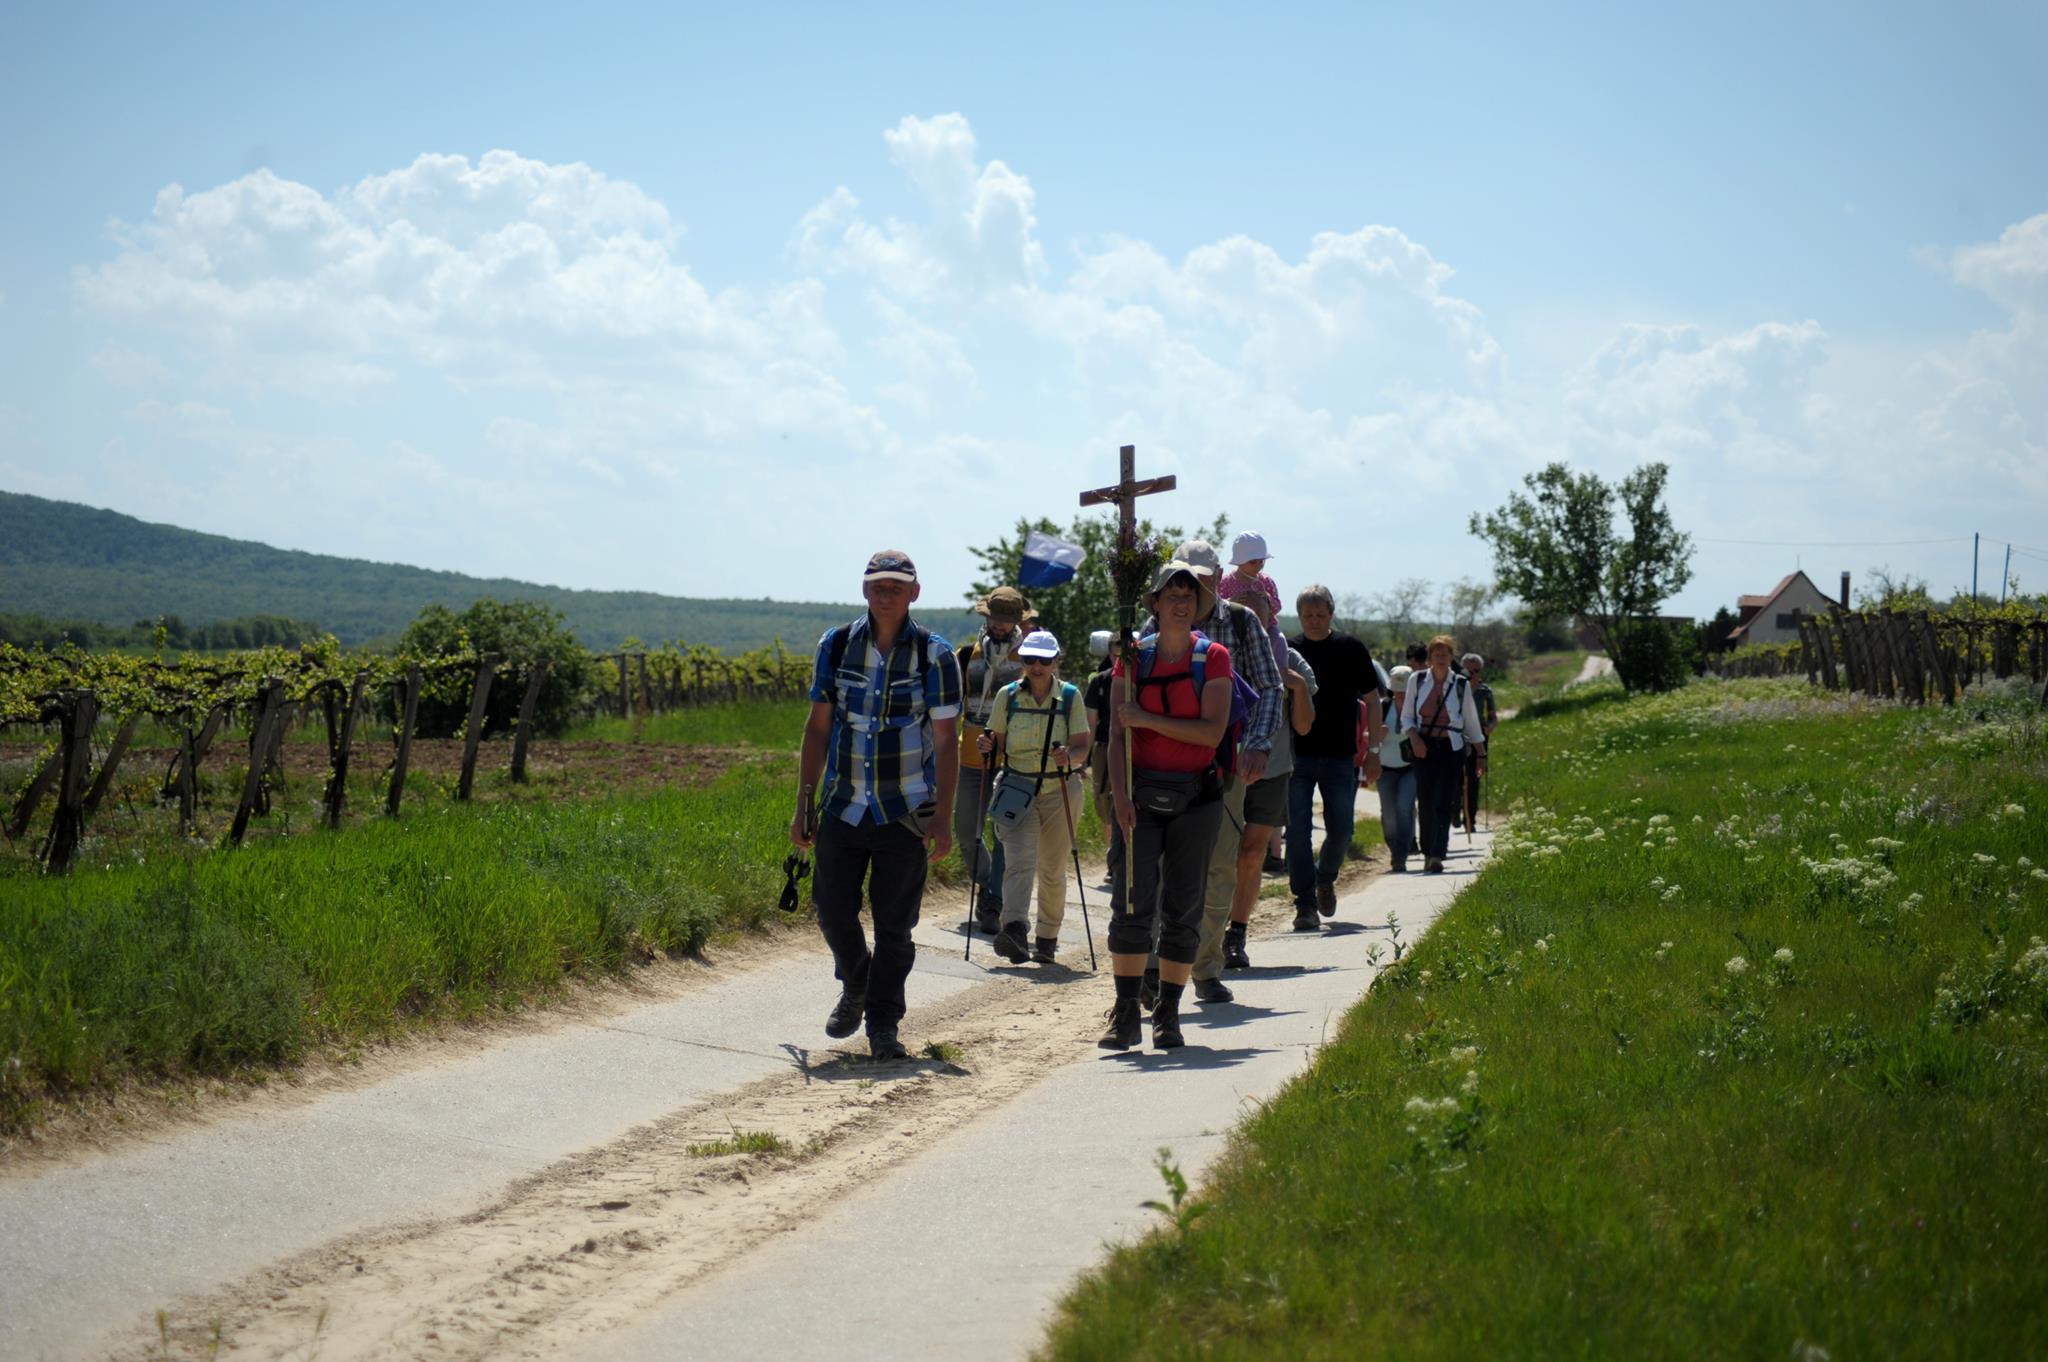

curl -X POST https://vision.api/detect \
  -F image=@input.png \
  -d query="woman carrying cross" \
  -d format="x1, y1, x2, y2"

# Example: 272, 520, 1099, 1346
1099, 560, 1235, 1051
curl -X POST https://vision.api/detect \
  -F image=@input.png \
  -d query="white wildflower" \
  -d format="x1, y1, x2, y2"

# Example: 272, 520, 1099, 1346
1773, 947, 1795, 964
2003, 803, 2026, 818
1973, 853, 1997, 866
1534, 939, 1550, 954
1460, 1069, 1480, 1095
1404, 1095, 1458, 1116
1726, 955, 1750, 976
1449, 1045, 1479, 1063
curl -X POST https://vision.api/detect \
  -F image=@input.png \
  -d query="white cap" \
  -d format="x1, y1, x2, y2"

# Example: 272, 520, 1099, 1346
1230, 531, 1271, 566
1087, 629, 1114, 658
1016, 629, 1062, 659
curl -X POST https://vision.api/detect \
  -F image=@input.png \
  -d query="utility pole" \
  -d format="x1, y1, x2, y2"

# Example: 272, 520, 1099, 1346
1972, 531, 1980, 601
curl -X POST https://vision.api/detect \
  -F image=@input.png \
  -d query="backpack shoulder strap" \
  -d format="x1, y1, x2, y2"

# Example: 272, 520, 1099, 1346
827, 624, 852, 677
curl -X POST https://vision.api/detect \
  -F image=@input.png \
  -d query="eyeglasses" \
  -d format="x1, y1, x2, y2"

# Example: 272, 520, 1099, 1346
1022, 658, 1055, 667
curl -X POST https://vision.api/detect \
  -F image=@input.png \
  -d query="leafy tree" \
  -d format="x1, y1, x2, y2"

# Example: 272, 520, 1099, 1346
1693, 605, 1743, 669
398, 599, 595, 738
964, 511, 1229, 662
1470, 462, 1694, 693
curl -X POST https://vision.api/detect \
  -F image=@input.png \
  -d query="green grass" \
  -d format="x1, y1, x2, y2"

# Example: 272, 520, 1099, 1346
1041, 676, 2048, 1361
567, 699, 812, 749
0, 761, 795, 1135
686, 1129, 789, 1157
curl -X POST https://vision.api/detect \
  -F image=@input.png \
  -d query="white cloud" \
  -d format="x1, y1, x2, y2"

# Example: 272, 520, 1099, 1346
56, 124, 2048, 607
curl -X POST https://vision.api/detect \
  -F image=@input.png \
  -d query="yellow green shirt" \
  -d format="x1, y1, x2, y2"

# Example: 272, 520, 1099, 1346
988, 680, 1081, 775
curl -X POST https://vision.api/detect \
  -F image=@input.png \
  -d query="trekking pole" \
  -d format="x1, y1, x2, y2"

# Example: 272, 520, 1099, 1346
964, 757, 992, 960
1053, 757, 1098, 970
962, 632, 1007, 960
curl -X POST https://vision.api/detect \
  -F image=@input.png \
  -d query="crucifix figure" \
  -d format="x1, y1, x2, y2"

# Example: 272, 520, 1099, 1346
1077, 443, 1177, 946
1078, 444, 1177, 542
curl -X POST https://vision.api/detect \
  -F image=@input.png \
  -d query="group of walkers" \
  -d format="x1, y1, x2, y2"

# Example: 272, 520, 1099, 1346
789, 540, 1494, 1058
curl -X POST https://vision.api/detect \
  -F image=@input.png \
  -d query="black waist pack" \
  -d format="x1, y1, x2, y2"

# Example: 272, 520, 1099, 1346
1132, 767, 1214, 817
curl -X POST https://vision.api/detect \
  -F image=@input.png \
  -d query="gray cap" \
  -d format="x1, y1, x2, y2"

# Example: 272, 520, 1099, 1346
1174, 539, 1221, 574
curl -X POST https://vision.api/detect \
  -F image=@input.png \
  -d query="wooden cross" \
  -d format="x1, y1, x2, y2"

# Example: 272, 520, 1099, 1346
1079, 444, 1176, 533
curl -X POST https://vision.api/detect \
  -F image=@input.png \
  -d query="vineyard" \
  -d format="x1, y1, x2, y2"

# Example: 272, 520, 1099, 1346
1, 636, 813, 874
1707, 603, 2048, 704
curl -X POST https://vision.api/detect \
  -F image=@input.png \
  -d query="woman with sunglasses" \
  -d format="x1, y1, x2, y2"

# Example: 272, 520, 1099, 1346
978, 629, 1089, 965
1100, 561, 1234, 1050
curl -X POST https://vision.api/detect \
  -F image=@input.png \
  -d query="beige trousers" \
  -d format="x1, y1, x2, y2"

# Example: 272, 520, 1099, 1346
995, 774, 1082, 939
1191, 775, 1247, 982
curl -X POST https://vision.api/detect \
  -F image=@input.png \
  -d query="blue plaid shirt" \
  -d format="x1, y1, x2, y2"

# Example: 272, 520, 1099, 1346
811, 615, 963, 826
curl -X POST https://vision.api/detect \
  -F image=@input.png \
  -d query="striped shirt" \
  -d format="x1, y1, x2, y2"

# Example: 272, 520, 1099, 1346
810, 616, 963, 826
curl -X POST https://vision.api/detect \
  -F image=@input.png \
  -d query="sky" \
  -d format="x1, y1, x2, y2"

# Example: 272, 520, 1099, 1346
2, 1, 2044, 624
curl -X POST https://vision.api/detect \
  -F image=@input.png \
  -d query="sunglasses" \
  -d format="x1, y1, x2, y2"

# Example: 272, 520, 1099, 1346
779, 853, 811, 912
1022, 657, 1055, 667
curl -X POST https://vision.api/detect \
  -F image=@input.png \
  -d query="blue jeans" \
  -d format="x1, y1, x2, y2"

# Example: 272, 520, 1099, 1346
1287, 755, 1358, 909
1377, 763, 1417, 863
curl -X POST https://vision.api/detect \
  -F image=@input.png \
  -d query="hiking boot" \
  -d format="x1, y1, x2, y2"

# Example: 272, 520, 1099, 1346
1150, 1000, 1185, 1050
1139, 968, 1160, 1011
1316, 882, 1338, 917
1193, 977, 1234, 1005
825, 985, 866, 1039
1261, 852, 1286, 875
1032, 936, 1059, 965
991, 920, 1031, 964
1425, 858, 1445, 875
1097, 998, 1142, 1050
1223, 923, 1250, 971
974, 902, 1002, 936
868, 1028, 909, 1061
1391, 857, 1408, 873
1291, 908, 1321, 933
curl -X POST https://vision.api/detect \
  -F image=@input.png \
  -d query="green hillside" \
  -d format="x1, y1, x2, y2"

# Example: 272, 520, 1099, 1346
0, 491, 981, 650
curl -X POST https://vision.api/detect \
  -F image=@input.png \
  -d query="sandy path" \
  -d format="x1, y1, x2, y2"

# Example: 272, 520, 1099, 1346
1569, 653, 1617, 686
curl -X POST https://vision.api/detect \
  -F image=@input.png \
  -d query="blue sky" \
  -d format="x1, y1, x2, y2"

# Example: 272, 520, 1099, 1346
3, 2, 2044, 622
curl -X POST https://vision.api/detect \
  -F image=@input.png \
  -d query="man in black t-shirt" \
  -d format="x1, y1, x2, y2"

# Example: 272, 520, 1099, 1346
1285, 585, 1385, 931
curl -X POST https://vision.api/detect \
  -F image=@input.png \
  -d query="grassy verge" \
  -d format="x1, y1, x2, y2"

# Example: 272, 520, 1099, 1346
0, 760, 794, 1136
567, 699, 811, 748
1041, 677, 2048, 1360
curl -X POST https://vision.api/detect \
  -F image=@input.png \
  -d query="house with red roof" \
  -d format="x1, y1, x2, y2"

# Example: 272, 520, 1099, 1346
1728, 570, 1843, 647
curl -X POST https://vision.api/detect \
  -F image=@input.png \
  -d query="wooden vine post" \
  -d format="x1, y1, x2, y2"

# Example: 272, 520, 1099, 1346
229, 678, 285, 847
39, 690, 99, 874
322, 669, 370, 829
510, 657, 550, 783
82, 709, 140, 819
457, 653, 500, 801
6, 745, 61, 841
386, 664, 422, 816
162, 700, 231, 800
175, 707, 201, 832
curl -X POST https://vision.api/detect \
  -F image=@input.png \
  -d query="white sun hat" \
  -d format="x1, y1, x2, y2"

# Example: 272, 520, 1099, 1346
1229, 531, 1272, 566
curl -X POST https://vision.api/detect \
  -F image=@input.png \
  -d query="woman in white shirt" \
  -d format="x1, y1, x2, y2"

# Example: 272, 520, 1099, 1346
1373, 664, 1419, 871
1400, 635, 1487, 874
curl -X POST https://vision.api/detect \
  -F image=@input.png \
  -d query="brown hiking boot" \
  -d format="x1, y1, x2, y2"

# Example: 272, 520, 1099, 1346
1316, 882, 1338, 917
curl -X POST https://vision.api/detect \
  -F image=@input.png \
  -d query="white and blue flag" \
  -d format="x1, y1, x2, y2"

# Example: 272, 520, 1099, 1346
1017, 530, 1086, 589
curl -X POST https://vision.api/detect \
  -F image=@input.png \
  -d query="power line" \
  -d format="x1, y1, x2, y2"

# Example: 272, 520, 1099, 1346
1696, 535, 1972, 548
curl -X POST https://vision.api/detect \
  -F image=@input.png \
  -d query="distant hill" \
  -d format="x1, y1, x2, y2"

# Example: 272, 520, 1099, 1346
0, 490, 982, 651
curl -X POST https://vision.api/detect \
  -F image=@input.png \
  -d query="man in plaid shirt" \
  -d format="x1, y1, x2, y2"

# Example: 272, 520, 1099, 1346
791, 549, 963, 1060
